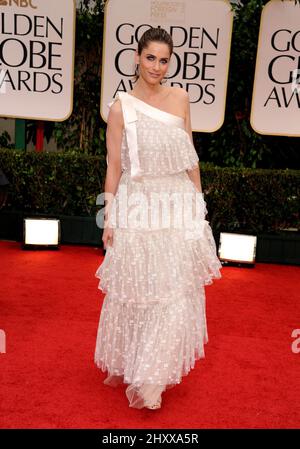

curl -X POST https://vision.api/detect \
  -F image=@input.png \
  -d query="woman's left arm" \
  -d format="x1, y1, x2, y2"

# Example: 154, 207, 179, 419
182, 90, 203, 193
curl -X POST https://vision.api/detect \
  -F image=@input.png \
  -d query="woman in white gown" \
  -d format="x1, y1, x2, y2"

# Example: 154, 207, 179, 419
94, 28, 222, 410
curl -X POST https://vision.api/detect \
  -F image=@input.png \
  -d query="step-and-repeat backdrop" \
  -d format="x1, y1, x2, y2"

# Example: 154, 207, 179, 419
1, 0, 300, 136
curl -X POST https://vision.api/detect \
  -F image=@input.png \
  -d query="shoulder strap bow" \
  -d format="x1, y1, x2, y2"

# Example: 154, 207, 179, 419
107, 92, 142, 181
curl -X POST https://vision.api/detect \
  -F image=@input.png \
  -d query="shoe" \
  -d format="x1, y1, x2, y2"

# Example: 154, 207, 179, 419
145, 395, 162, 410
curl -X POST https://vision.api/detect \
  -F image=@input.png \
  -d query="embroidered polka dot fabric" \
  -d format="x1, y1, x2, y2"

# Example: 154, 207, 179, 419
120, 110, 200, 176
94, 92, 222, 409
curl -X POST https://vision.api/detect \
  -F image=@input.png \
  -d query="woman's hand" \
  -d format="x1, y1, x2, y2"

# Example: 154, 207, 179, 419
102, 227, 114, 250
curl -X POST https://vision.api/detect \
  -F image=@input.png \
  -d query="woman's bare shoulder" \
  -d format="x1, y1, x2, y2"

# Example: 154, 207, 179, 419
168, 86, 189, 107
107, 97, 124, 127
169, 85, 188, 98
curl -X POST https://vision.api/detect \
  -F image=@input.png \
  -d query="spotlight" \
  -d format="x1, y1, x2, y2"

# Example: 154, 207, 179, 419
218, 232, 257, 267
23, 217, 61, 250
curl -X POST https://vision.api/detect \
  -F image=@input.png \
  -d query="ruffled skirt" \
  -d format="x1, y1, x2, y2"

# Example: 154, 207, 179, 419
94, 171, 222, 408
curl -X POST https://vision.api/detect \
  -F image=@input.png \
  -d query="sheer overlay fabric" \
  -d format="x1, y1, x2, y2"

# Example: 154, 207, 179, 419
94, 91, 222, 408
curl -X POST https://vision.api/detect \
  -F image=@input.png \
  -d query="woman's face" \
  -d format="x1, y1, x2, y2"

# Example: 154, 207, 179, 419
136, 41, 171, 85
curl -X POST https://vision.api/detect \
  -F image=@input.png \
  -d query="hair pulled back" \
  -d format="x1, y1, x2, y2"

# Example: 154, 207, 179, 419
133, 27, 173, 83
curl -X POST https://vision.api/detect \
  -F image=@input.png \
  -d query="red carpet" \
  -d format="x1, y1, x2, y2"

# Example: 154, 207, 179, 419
0, 240, 300, 428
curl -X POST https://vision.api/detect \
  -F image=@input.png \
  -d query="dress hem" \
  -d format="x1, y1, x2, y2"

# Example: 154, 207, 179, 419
94, 338, 207, 387
94, 346, 207, 409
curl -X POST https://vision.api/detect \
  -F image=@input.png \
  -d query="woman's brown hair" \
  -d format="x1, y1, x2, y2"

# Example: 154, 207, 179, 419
133, 27, 173, 83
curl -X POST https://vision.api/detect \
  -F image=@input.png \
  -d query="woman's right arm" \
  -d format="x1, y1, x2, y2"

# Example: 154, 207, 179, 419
102, 99, 124, 248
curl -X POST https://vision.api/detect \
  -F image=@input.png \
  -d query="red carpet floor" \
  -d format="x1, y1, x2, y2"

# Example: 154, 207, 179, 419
0, 240, 300, 429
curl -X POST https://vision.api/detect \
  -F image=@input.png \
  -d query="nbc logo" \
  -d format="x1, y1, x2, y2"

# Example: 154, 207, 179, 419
0, 0, 37, 8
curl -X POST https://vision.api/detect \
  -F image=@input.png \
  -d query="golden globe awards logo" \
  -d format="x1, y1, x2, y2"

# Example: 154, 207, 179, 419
111, 23, 219, 105
0, 0, 75, 121
250, 1, 300, 136
263, 29, 300, 109
0, 12, 64, 94
0, 0, 37, 7
102, 0, 233, 132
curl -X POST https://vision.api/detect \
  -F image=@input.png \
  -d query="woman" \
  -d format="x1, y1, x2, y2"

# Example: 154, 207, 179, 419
94, 28, 222, 410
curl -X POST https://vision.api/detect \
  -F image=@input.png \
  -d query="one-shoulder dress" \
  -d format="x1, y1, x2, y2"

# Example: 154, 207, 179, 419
94, 90, 222, 409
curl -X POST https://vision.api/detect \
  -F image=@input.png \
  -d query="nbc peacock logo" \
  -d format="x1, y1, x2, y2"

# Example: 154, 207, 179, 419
0, 0, 37, 8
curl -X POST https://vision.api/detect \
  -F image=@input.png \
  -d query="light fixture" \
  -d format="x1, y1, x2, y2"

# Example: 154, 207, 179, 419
218, 232, 257, 267
23, 217, 61, 250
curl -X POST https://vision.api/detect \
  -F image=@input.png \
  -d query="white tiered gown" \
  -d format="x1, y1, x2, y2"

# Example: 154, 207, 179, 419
94, 91, 222, 408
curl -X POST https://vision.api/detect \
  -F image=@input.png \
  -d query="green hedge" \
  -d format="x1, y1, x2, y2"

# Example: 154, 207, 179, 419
0, 148, 299, 233
0, 148, 106, 217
